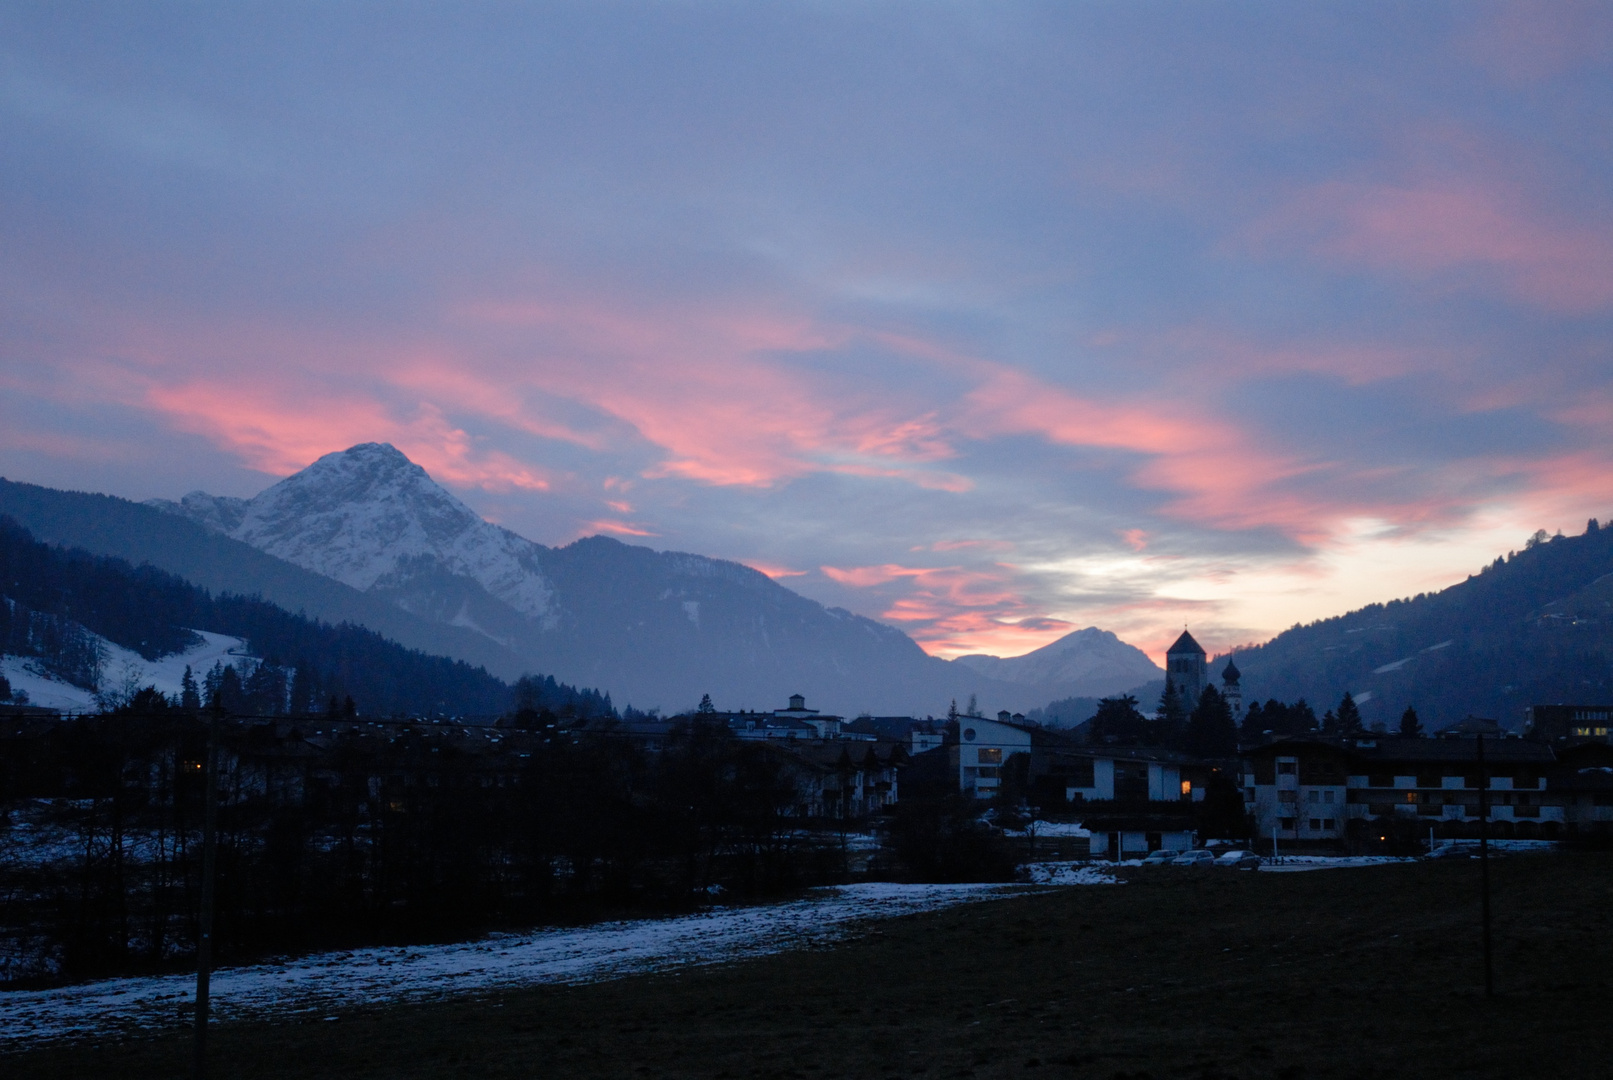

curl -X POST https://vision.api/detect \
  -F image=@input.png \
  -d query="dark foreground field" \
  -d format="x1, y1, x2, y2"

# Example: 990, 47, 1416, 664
9, 854, 1613, 1079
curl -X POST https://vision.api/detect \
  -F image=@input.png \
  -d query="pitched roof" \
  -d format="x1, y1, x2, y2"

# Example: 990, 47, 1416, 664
1167, 630, 1205, 656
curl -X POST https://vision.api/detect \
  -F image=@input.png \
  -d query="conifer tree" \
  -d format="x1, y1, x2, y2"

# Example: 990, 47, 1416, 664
1240, 699, 1266, 741
1336, 691, 1363, 734
1186, 683, 1237, 756
180, 664, 201, 710
697, 693, 716, 715
1399, 705, 1423, 737
1157, 678, 1186, 727
212, 664, 244, 713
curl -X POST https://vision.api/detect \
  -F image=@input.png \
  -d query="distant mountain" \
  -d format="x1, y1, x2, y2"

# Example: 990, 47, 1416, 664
1229, 521, 1613, 732
138, 444, 1040, 715
0, 516, 538, 716
953, 627, 1162, 700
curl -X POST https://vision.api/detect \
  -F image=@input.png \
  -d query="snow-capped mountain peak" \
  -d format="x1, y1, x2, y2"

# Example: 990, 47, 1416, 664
950, 626, 1161, 696
158, 444, 555, 622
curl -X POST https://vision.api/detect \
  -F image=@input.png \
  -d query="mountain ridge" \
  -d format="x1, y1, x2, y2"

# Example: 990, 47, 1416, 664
143, 444, 1150, 714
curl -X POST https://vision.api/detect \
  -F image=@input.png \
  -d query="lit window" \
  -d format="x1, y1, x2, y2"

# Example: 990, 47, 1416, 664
978, 748, 1003, 764
1405, 791, 1418, 803
1180, 780, 1192, 796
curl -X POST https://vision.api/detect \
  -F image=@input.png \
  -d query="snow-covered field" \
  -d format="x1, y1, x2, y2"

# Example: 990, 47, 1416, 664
1, 878, 1107, 1047
1, 630, 253, 712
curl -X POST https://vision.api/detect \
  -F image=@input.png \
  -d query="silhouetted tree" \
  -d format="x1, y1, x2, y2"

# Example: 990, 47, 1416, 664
179, 665, 201, 710
1187, 684, 1237, 757
1156, 678, 1187, 728
1240, 699, 1266, 742
1399, 705, 1423, 737
1089, 695, 1146, 743
697, 693, 716, 715
1336, 691, 1363, 735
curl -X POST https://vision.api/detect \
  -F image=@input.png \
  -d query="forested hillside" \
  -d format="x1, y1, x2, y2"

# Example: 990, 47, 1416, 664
1229, 520, 1613, 731
0, 478, 529, 680
0, 517, 611, 718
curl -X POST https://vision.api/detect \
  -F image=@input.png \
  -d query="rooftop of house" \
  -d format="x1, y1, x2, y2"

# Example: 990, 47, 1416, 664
1245, 735, 1556, 765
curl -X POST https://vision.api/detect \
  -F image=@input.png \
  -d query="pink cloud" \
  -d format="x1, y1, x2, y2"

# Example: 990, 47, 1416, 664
582, 519, 658, 537
141, 378, 553, 493
744, 561, 807, 579
1251, 178, 1613, 313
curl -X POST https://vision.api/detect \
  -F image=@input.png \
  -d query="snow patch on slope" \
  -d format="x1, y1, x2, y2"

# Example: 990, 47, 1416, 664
1, 631, 254, 712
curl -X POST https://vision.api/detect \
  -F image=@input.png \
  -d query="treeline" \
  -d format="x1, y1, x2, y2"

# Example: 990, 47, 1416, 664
1079, 683, 1240, 756
0, 703, 877, 987
0, 516, 614, 718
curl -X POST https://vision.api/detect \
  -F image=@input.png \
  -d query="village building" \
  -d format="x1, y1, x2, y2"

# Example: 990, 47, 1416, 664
1243, 731, 1559, 847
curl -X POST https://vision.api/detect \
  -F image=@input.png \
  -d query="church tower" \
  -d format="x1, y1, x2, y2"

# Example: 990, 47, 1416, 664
1220, 657, 1243, 721
1166, 630, 1207, 711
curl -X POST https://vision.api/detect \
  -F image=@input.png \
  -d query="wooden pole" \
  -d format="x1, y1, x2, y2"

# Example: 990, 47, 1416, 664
1476, 732, 1493, 999
194, 710, 220, 1079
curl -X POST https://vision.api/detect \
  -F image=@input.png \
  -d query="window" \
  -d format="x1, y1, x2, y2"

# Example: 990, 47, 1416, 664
1279, 790, 1298, 803
977, 747, 1003, 765
1180, 780, 1192, 796
1322, 819, 1336, 831
1309, 818, 1322, 830
1277, 761, 1297, 774
1279, 817, 1296, 830
1405, 791, 1418, 803
1323, 790, 1335, 803
963, 727, 976, 742
1307, 790, 1320, 803
977, 767, 1001, 780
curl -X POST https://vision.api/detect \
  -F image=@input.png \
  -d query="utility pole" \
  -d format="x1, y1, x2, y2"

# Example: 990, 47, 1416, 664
1476, 732, 1493, 999
194, 707, 220, 1079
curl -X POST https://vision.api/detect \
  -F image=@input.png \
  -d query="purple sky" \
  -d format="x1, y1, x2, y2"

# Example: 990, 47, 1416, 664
4, 2, 1612, 662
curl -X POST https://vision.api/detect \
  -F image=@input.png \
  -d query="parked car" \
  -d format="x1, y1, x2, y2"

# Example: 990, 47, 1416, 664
1173, 849, 1215, 867
1214, 849, 1261, 869
1140, 849, 1181, 866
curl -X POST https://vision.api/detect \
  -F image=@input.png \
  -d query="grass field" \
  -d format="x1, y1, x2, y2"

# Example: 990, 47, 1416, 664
8, 854, 1613, 1079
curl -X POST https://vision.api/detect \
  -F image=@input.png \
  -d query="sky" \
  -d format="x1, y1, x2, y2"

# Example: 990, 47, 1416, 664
3, 2, 1613, 664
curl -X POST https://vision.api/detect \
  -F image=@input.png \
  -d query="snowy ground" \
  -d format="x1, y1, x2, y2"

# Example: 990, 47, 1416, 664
1, 630, 253, 712
1, 878, 1114, 1047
